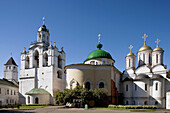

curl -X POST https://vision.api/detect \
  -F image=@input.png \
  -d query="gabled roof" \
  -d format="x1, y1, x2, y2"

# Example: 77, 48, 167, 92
5, 57, 17, 66
25, 88, 50, 95
0, 79, 18, 88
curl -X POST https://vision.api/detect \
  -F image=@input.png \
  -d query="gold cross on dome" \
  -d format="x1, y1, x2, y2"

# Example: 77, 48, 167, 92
98, 34, 101, 43
129, 45, 133, 52
155, 38, 160, 47
142, 33, 148, 45
43, 17, 45, 25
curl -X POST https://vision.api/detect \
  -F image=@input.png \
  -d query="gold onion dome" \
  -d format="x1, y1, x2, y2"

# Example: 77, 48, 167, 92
138, 44, 152, 52
127, 51, 135, 56
153, 46, 163, 52
127, 45, 135, 57
153, 38, 164, 52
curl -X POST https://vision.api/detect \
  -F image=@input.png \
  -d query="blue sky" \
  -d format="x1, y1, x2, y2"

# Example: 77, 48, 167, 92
0, 0, 170, 78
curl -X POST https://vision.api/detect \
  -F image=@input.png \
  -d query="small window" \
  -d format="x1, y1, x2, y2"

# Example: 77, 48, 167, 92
155, 83, 158, 91
9, 66, 11, 70
13, 67, 16, 71
6, 66, 8, 70
96, 62, 98, 65
14, 90, 15, 95
85, 82, 91, 90
145, 84, 147, 91
126, 84, 128, 91
129, 59, 131, 67
11, 90, 12, 95
0, 88, 1, 94
7, 89, 9, 95
6, 99, 8, 104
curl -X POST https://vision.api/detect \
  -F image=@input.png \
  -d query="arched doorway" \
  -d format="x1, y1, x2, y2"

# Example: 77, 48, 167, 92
85, 82, 91, 90
35, 97, 39, 104
99, 82, 104, 88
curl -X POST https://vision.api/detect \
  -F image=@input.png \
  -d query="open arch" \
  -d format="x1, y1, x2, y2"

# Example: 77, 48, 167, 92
57, 70, 62, 79
35, 97, 39, 104
43, 53, 48, 67
99, 82, 104, 88
85, 82, 91, 90
58, 55, 62, 68
25, 56, 30, 69
33, 50, 39, 68
70, 79, 79, 89
28, 96, 30, 104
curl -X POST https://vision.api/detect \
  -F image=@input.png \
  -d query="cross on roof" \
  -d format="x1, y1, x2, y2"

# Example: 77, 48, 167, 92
129, 45, 133, 52
142, 33, 148, 45
43, 17, 45, 25
155, 38, 160, 47
98, 34, 101, 43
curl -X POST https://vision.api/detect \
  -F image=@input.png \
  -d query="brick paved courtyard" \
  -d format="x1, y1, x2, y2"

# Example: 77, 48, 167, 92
0, 106, 170, 113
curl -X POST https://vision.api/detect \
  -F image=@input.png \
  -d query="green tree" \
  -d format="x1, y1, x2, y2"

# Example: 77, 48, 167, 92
167, 70, 170, 78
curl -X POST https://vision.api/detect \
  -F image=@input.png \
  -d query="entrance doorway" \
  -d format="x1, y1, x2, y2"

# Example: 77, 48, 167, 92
35, 97, 39, 104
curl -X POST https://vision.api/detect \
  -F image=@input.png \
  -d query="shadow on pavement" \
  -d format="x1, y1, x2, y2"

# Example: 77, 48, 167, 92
0, 110, 35, 113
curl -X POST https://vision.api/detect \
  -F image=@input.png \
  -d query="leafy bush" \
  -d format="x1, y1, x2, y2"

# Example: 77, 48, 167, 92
55, 86, 108, 107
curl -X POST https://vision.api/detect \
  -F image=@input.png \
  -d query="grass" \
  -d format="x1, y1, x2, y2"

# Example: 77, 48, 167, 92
93, 107, 156, 111
0, 108, 34, 111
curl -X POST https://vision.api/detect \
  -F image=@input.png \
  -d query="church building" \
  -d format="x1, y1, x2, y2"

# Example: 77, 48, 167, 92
19, 18, 66, 105
122, 34, 169, 108
65, 34, 122, 105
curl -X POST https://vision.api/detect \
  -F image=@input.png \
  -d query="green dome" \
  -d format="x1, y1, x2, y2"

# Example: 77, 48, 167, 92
85, 43, 113, 61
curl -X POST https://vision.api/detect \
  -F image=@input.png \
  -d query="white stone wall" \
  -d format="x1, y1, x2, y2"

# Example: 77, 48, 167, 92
26, 94, 50, 105
0, 84, 19, 105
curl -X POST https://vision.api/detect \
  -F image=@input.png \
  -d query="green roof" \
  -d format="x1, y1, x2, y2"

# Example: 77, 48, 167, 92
0, 79, 18, 88
85, 43, 113, 62
25, 88, 50, 95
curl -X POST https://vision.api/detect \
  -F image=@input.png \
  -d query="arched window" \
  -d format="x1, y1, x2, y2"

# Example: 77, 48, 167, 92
145, 84, 147, 91
99, 82, 104, 88
43, 53, 48, 67
143, 54, 145, 64
155, 82, 158, 91
35, 97, 39, 104
58, 55, 62, 68
126, 84, 128, 91
90, 61, 95, 65
28, 96, 30, 104
129, 59, 131, 67
156, 54, 158, 64
57, 70, 62, 79
25, 56, 30, 69
85, 82, 91, 90
33, 50, 39, 68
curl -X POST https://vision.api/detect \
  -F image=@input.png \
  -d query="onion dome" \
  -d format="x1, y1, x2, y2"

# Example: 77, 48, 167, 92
138, 34, 152, 52
139, 43, 152, 52
153, 38, 164, 52
127, 45, 135, 57
85, 34, 114, 62
135, 74, 150, 80
38, 17, 48, 32
85, 42, 113, 62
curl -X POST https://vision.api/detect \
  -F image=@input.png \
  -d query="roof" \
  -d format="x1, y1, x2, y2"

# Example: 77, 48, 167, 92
151, 74, 164, 79
135, 74, 150, 80
85, 43, 114, 62
5, 57, 17, 66
138, 44, 152, 52
25, 88, 50, 95
153, 46, 164, 52
0, 79, 18, 88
